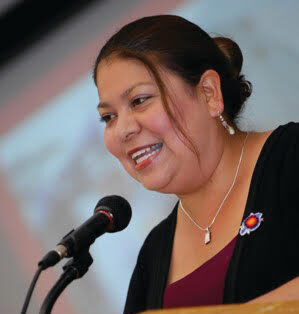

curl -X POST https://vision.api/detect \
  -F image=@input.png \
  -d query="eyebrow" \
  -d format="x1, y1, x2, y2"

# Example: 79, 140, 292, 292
97, 81, 154, 110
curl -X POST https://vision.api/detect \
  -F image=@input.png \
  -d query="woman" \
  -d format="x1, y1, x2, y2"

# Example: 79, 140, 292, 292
93, 15, 299, 313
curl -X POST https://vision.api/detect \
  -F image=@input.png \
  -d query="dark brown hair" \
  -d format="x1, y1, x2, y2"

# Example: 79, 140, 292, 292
93, 15, 252, 157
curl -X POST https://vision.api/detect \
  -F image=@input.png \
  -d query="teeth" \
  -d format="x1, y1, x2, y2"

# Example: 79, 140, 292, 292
132, 149, 146, 159
136, 148, 161, 164
132, 143, 162, 159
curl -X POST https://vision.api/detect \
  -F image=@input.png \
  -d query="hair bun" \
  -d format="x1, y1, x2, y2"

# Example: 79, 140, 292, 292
214, 36, 243, 79
214, 36, 252, 118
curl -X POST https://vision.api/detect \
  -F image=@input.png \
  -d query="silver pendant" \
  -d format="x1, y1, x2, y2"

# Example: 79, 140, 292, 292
204, 228, 211, 244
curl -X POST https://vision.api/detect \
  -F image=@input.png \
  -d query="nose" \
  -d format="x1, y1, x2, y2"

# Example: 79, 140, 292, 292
116, 112, 141, 142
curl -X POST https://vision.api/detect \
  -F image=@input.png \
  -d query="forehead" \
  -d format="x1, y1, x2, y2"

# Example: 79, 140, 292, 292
95, 56, 194, 112
96, 57, 155, 95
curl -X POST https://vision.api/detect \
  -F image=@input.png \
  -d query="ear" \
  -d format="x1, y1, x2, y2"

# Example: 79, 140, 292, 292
196, 70, 224, 118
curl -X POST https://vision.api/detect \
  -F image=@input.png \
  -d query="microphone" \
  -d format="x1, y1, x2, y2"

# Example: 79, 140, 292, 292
38, 195, 132, 270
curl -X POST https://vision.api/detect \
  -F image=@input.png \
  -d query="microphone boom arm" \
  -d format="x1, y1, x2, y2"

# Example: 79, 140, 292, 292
39, 249, 93, 314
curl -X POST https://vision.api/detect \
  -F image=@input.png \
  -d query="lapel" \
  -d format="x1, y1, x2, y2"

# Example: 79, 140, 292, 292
223, 123, 287, 302
146, 201, 178, 308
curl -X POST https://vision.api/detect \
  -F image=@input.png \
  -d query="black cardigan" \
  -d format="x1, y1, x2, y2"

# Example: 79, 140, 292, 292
124, 122, 299, 314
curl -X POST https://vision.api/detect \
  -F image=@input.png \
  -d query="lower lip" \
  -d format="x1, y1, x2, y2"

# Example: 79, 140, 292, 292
134, 148, 162, 171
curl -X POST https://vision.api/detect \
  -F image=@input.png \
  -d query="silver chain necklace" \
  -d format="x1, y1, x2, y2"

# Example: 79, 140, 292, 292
179, 132, 249, 245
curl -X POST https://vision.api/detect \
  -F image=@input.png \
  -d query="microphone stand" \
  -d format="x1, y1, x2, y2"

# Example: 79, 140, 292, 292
39, 248, 93, 314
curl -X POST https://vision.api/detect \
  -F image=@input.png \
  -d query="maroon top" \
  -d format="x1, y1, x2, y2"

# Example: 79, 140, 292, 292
163, 236, 237, 309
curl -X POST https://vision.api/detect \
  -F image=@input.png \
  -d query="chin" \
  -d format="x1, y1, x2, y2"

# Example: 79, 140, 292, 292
125, 162, 177, 193
142, 181, 167, 192
141, 176, 174, 194
147, 175, 202, 195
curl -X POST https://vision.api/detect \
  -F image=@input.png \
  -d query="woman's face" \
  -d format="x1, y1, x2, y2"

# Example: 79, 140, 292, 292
96, 57, 221, 195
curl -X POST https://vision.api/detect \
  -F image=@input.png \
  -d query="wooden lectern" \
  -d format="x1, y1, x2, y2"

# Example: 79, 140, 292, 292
141, 300, 299, 313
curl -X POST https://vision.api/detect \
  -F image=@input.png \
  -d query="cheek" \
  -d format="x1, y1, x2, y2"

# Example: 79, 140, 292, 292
104, 131, 132, 173
143, 108, 174, 139
104, 131, 119, 157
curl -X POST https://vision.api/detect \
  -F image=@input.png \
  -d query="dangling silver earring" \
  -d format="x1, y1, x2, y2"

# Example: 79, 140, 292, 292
218, 111, 235, 135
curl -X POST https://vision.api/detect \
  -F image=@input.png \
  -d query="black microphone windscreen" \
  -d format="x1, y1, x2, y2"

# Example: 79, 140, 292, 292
94, 195, 132, 233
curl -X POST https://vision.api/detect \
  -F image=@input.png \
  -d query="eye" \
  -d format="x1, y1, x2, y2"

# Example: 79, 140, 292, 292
131, 96, 151, 107
99, 113, 116, 124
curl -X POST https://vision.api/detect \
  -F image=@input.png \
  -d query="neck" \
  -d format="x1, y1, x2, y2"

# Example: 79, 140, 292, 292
177, 129, 249, 226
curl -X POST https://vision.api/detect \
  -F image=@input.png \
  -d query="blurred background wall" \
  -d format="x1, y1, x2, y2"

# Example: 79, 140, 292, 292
0, 0, 298, 313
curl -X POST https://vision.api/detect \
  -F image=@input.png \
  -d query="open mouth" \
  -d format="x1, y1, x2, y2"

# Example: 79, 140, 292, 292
132, 143, 163, 165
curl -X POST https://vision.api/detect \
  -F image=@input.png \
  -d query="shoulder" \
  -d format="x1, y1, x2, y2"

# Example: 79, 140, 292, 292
257, 122, 299, 208
275, 121, 299, 142
271, 121, 299, 160
243, 122, 299, 208
253, 121, 299, 163
271, 121, 299, 144
142, 203, 177, 251
137, 202, 178, 262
